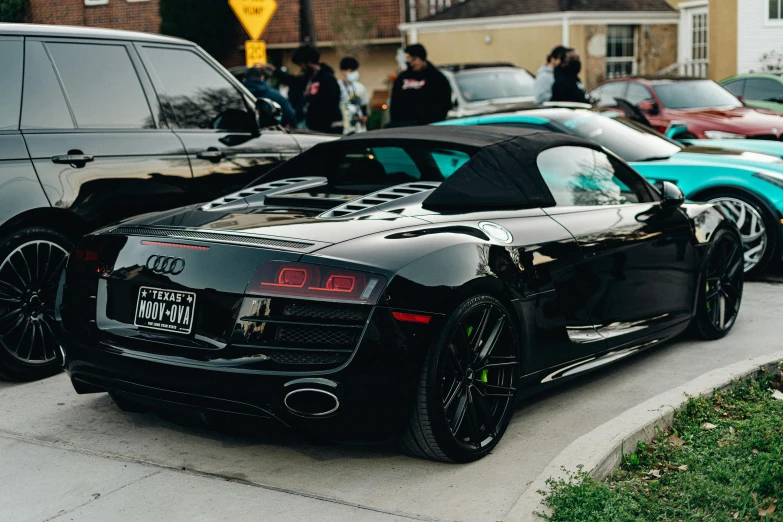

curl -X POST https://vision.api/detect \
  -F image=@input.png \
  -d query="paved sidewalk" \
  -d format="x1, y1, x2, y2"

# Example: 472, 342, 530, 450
1, 282, 781, 522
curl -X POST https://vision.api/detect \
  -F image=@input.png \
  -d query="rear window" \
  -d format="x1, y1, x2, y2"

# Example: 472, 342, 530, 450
654, 80, 742, 109
455, 69, 535, 102
257, 144, 474, 188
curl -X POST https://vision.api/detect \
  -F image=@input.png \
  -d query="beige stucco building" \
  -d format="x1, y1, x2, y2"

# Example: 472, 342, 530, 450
400, 0, 680, 88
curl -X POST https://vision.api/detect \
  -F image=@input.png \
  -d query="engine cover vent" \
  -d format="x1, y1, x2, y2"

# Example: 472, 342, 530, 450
201, 177, 329, 212
318, 182, 440, 219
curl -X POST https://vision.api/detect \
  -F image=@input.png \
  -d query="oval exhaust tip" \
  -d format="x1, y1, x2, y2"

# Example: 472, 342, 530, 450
284, 388, 339, 417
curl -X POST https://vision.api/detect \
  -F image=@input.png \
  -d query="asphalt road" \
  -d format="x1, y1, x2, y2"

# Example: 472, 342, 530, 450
1, 281, 781, 522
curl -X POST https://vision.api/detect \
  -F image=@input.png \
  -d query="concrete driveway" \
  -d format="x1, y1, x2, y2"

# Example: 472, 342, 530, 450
1, 281, 781, 522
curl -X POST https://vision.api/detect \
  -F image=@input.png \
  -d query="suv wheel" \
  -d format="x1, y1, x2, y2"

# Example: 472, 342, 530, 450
0, 227, 72, 381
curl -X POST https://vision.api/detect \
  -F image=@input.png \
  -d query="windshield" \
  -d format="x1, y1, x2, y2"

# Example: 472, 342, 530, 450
455, 69, 535, 103
654, 80, 743, 109
546, 110, 683, 162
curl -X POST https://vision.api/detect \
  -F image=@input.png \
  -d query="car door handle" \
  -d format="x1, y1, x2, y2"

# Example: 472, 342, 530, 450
196, 148, 226, 162
51, 151, 94, 167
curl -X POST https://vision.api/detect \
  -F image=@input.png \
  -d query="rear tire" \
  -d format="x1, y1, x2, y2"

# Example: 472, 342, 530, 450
399, 295, 520, 462
688, 228, 744, 340
0, 227, 73, 381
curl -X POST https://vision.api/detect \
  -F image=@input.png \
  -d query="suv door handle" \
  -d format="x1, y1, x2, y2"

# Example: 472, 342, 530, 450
52, 150, 94, 168
196, 148, 226, 162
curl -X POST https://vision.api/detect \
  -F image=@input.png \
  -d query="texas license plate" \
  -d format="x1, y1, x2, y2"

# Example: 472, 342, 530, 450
134, 286, 196, 334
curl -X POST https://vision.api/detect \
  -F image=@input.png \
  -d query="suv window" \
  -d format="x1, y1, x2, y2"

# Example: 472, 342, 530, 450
46, 42, 154, 129
537, 146, 655, 206
591, 82, 626, 107
21, 42, 74, 130
0, 39, 23, 131
743, 78, 783, 102
142, 47, 248, 129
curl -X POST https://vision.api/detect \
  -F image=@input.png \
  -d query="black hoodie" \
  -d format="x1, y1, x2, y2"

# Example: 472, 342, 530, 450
390, 62, 453, 126
551, 66, 588, 104
275, 64, 341, 133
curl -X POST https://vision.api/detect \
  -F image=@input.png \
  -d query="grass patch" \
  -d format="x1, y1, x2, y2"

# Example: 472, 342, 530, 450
539, 368, 783, 521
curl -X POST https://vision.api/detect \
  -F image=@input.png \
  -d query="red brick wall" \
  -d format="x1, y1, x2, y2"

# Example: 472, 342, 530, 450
27, 0, 161, 34
261, 0, 401, 44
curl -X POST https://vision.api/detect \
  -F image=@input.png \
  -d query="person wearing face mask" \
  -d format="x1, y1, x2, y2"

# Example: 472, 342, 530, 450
551, 48, 588, 104
264, 45, 342, 134
389, 44, 452, 127
338, 56, 369, 134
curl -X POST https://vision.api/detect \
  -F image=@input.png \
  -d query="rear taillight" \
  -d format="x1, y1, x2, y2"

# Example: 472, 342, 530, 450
247, 262, 387, 304
71, 248, 111, 278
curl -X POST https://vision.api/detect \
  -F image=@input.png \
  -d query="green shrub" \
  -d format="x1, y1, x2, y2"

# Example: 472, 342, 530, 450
159, 0, 236, 61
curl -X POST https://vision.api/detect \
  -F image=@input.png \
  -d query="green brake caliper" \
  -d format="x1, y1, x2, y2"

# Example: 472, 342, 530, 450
706, 281, 711, 311
466, 325, 489, 383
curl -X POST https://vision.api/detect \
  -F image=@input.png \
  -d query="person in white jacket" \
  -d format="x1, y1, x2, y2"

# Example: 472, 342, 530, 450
338, 56, 369, 134
534, 46, 567, 105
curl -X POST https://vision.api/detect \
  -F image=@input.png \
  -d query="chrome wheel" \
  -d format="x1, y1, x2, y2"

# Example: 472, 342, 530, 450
439, 302, 518, 451
705, 233, 743, 332
0, 241, 68, 364
708, 197, 766, 273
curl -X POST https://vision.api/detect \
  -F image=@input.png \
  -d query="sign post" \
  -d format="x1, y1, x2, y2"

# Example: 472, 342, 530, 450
229, 0, 277, 66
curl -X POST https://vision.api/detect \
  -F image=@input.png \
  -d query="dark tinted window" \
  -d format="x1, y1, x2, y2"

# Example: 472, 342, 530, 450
455, 69, 535, 102
0, 39, 23, 131
537, 146, 655, 206
46, 43, 154, 129
625, 83, 653, 105
21, 42, 74, 130
546, 110, 681, 162
654, 80, 742, 109
723, 79, 745, 97
743, 78, 783, 101
591, 82, 626, 107
143, 47, 247, 129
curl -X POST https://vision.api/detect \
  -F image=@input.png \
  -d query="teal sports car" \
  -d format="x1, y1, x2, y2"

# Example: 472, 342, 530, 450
438, 109, 783, 276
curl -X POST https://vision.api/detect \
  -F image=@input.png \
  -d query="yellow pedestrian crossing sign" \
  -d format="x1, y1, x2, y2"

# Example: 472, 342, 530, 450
229, 0, 278, 41
245, 41, 267, 68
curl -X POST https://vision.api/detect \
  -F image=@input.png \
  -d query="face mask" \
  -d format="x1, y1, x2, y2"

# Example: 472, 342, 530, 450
347, 71, 360, 83
566, 59, 582, 75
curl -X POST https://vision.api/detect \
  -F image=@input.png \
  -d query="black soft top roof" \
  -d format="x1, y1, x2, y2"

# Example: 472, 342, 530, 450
420, 126, 601, 211
261, 126, 602, 211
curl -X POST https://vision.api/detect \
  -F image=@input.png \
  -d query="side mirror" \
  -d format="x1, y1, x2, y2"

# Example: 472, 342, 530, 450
665, 121, 689, 140
660, 181, 684, 210
257, 97, 283, 128
638, 99, 660, 115
211, 108, 259, 136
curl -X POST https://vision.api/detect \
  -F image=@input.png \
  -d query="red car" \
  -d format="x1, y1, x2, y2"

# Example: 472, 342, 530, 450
588, 77, 783, 139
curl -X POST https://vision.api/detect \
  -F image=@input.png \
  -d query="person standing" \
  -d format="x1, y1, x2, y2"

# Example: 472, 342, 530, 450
338, 56, 369, 134
269, 45, 342, 134
242, 67, 297, 128
534, 45, 567, 105
389, 44, 452, 127
551, 48, 588, 104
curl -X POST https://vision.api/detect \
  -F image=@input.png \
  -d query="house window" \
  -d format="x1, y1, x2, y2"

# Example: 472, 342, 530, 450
606, 26, 636, 79
84, 0, 108, 5
770, 0, 783, 19
691, 12, 708, 62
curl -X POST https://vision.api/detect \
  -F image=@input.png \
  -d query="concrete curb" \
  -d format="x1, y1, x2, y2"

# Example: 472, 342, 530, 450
504, 350, 783, 522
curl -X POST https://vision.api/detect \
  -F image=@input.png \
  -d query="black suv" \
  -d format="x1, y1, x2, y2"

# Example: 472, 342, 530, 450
0, 24, 332, 380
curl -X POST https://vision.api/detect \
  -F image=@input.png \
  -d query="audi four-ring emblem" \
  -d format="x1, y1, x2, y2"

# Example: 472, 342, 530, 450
146, 255, 185, 275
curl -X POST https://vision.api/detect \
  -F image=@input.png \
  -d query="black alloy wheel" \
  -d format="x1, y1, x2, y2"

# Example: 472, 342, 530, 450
689, 228, 744, 340
400, 295, 520, 462
0, 227, 72, 380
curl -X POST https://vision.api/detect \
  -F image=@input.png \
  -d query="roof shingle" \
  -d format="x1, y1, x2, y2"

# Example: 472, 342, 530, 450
422, 0, 675, 22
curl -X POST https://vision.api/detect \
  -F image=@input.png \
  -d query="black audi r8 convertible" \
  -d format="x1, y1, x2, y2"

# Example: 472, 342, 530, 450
56, 126, 744, 462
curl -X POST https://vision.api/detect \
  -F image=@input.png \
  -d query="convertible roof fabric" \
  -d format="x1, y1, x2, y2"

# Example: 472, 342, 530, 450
420, 126, 601, 211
